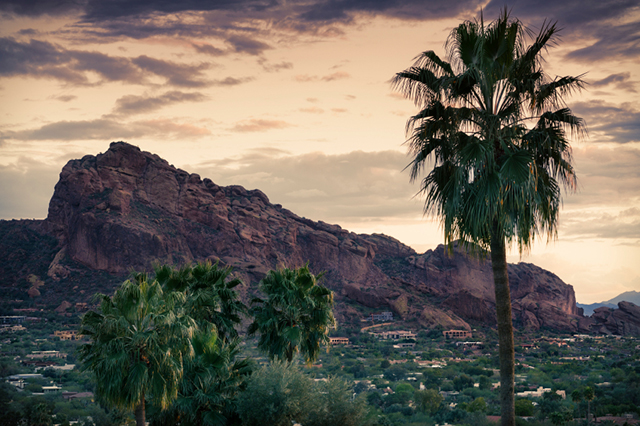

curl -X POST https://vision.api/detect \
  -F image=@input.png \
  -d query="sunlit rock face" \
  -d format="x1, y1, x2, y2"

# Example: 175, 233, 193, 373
38, 141, 599, 332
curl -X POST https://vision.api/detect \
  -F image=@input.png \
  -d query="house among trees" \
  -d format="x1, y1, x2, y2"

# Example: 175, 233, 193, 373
443, 330, 472, 339
62, 391, 94, 401
43, 385, 62, 393
516, 386, 566, 399
0, 315, 26, 324
329, 337, 350, 345
393, 342, 416, 349
0, 324, 26, 333
54, 330, 78, 340
370, 330, 417, 340
370, 311, 394, 322
26, 350, 67, 359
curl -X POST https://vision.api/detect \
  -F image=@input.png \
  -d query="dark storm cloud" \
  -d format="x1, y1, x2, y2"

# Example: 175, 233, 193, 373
70, 50, 144, 83
112, 91, 208, 115
0, 0, 85, 17
0, 37, 215, 86
2, 0, 484, 44
566, 21, 640, 62
484, 0, 638, 25
572, 100, 640, 144
3, 0, 637, 62
483, 1, 639, 63
0, 38, 85, 82
78, 0, 482, 23
81, 0, 267, 21
298, 0, 483, 22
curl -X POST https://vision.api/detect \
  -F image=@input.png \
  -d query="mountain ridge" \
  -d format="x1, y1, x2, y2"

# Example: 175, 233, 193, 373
578, 291, 640, 316
1, 141, 639, 336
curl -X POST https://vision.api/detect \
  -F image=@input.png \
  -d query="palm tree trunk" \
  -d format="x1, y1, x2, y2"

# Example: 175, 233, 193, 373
490, 230, 515, 426
135, 399, 145, 426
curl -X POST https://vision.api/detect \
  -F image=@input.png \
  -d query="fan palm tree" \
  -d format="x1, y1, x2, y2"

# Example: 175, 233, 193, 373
584, 386, 595, 424
571, 389, 582, 420
155, 261, 247, 343
78, 273, 196, 426
392, 9, 585, 426
248, 264, 336, 364
150, 331, 253, 426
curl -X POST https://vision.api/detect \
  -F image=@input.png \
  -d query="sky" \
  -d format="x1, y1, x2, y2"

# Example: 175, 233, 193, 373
0, 0, 638, 304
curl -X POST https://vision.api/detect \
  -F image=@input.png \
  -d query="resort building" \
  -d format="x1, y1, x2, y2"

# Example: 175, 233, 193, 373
443, 330, 472, 339
0, 316, 26, 324
516, 386, 566, 399
393, 342, 416, 349
26, 350, 67, 359
54, 330, 78, 341
370, 311, 394, 322
371, 330, 417, 340
0, 324, 26, 332
43, 385, 62, 393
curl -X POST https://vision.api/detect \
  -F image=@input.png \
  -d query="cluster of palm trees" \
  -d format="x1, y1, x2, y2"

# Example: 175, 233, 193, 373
393, 8, 585, 426
78, 262, 335, 426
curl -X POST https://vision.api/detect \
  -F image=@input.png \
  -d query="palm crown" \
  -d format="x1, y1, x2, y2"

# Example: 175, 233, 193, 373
78, 274, 196, 425
392, 9, 585, 252
248, 264, 336, 364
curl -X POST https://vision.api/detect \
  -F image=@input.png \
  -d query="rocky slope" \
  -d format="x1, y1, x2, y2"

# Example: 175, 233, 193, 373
2, 141, 637, 335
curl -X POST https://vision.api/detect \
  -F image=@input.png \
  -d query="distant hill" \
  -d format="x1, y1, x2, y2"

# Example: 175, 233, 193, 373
607, 291, 640, 305
578, 291, 640, 316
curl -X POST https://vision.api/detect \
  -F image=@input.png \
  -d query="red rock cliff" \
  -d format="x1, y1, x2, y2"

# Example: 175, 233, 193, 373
42, 141, 586, 332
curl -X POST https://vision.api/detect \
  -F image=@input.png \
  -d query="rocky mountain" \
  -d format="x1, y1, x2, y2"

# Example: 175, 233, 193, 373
589, 301, 640, 336
1, 141, 638, 335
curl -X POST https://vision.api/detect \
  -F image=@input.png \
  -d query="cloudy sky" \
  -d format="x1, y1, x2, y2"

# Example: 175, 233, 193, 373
1, 0, 638, 304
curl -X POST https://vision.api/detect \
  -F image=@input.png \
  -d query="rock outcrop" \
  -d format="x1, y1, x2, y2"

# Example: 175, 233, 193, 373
4, 141, 636, 334
590, 301, 640, 335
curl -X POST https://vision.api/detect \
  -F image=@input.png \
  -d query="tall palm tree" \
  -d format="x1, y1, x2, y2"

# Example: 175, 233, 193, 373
571, 389, 582, 420
248, 264, 336, 364
392, 9, 585, 426
584, 386, 595, 424
78, 274, 196, 426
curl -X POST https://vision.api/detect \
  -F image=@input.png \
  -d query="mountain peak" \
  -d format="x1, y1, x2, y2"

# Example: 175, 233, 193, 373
3, 141, 637, 335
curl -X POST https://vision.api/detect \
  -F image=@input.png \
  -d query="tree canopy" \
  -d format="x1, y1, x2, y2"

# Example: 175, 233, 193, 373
248, 264, 336, 364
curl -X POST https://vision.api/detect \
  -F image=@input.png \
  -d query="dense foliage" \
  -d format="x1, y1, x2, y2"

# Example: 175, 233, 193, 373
75, 261, 337, 426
